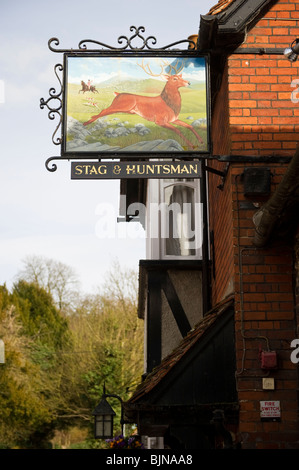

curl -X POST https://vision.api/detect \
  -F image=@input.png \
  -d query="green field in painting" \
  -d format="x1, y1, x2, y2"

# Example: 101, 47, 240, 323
66, 80, 208, 151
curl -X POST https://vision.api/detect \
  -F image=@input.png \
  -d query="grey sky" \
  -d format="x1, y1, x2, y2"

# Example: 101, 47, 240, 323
0, 0, 216, 293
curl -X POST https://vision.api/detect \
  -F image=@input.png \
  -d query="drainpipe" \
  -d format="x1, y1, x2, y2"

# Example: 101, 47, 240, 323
201, 160, 211, 314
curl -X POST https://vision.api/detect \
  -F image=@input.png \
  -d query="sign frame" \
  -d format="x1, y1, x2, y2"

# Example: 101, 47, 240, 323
41, 27, 211, 173
62, 53, 210, 158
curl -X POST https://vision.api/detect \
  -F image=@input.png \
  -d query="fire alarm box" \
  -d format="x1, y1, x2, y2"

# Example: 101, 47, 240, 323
260, 351, 277, 370
243, 167, 271, 197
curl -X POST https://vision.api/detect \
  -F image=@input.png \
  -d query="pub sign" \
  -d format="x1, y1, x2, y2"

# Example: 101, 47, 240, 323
41, 27, 210, 174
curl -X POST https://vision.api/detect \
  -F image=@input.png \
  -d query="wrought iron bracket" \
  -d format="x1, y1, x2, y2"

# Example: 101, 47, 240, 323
40, 64, 63, 146
47, 26, 197, 54
203, 162, 229, 191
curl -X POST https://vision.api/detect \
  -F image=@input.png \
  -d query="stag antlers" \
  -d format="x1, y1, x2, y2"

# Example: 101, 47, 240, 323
137, 58, 186, 78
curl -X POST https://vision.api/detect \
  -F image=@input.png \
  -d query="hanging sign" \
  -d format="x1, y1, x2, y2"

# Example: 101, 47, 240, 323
41, 27, 211, 173
71, 161, 202, 179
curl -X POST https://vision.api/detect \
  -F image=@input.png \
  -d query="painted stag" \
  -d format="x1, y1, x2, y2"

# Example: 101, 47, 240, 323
83, 59, 203, 149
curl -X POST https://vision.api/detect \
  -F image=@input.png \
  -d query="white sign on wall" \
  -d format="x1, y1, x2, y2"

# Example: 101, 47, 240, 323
260, 401, 281, 420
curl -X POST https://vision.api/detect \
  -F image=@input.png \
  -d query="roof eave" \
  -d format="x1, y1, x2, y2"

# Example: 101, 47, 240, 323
198, 0, 279, 52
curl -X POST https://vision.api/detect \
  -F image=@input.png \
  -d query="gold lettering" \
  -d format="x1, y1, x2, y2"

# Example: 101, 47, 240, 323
146, 165, 155, 174
126, 165, 135, 174
75, 165, 83, 175
162, 164, 171, 174
89, 165, 98, 175
98, 165, 107, 175
84, 165, 91, 175
155, 164, 162, 174
170, 165, 180, 174
189, 164, 198, 174
136, 165, 145, 175
180, 165, 189, 174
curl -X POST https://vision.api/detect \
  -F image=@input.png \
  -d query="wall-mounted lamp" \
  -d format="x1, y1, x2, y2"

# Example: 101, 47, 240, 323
284, 38, 299, 62
92, 384, 124, 439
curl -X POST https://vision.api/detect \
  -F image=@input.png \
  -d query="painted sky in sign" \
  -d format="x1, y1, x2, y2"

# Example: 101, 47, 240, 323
67, 57, 206, 85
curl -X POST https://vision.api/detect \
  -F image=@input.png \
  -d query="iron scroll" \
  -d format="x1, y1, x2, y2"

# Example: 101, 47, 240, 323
47, 26, 197, 53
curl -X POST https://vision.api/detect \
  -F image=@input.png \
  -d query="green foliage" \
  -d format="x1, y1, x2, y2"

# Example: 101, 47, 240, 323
0, 305, 52, 448
0, 258, 144, 449
12, 280, 69, 349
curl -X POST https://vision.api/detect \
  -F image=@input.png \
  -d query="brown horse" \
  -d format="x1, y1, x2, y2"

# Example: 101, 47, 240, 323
78, 81, 98, 94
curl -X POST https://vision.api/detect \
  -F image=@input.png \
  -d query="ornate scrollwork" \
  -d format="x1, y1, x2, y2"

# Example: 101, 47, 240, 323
79, 26, 157, 51
40, 63, 63, 145
45, 156, 58, 172
48, 26, 196, 53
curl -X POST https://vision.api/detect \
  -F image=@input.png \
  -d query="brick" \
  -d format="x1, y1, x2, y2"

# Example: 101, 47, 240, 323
269, 18, 292, 25
229, 75, 242, 83
229, 68, 256, 76
256, 67, 270, 75
273, 99, 296, 107
257, 117, 272, 124
230, 99, 257, 108
252, 36, 270, 45
250, 59, 278, 68
257, 84, 271, 91
273, 28, 290, 35
272, 117, 297, 124
250, 28, 273, 36
271, 83, 293, 91
269, 37, 292, 45
249, 75, 277, 84
258, 133, 273, 140
251, 108, 279, 116
271, 3, 295, 10
229, 83, 256, 92
230, 117, 258, 125
250, 91, 278, 100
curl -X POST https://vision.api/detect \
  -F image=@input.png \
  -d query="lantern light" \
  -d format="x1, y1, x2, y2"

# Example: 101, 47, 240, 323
92, 384, 124, 439
92, 396, 116, 439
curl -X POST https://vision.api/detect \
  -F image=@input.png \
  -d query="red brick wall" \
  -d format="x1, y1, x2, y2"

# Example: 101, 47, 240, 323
208, 65, 235, 305
228, 0, 299, 156
232, 164, 298, 449
209, 0, 299, 449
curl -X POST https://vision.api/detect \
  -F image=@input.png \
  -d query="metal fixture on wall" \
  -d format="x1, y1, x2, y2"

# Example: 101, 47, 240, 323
284, 38, 299, 62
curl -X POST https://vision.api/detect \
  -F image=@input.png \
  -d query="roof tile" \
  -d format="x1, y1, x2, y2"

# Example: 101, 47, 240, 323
208, 0, 237, 15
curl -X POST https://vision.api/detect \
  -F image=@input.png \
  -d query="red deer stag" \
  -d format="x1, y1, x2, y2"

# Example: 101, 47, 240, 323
83, 59, 204, 149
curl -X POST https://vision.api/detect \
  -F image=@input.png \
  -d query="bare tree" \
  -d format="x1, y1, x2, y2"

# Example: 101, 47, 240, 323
17, 255, 80, 312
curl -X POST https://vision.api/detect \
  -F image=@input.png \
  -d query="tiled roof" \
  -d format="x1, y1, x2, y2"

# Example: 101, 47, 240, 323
127, 295, 234, 404
207, 0, 237, 15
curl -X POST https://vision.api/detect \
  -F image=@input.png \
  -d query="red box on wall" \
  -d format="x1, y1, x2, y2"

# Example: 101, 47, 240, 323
261, 351, 278, 370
